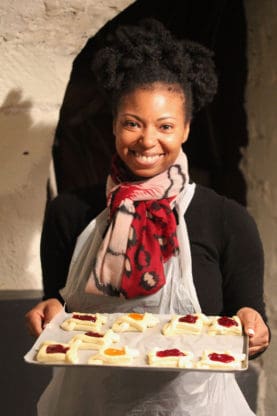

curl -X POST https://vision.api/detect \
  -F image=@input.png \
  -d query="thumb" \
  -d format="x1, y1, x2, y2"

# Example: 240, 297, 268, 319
43, 300, 63, 328
237, 307, 256, 337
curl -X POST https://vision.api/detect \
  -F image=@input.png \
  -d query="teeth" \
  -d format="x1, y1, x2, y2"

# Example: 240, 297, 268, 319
134, 153, 162, 162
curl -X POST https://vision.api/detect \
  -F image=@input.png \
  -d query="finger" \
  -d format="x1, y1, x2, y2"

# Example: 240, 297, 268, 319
43, 302, 63, 327
237, 308, 257, 337
249, 343, 269, 356
249, 332, 269, 348
25, 311, 44, 337
242, 318, 256, 337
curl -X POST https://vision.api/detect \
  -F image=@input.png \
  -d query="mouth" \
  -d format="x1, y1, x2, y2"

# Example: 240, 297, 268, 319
130, 151, 165, 165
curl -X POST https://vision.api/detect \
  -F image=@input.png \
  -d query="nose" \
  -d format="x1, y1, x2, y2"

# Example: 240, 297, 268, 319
138, 126, 157, 148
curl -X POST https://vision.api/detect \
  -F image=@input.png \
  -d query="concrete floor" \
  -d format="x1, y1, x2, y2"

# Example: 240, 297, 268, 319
0, 291, 259, 415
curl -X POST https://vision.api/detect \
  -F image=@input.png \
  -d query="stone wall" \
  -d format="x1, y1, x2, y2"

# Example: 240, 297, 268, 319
0, 0, 276, 414
243, 1, 277, 414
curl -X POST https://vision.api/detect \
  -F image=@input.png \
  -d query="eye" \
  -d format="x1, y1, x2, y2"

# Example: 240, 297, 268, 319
123, 120, 140, 129
160, 124, 173, 131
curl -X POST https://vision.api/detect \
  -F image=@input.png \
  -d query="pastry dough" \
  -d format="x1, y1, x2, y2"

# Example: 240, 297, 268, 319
69, 329, 120, 350
162, 313, 209, 335
112, 312, 159, 332
88, 346, 139, 365
196, 350, 246, 370
36, 340, 81, 364
147, 347, 194, 368
208, 315, 242, 335
60, 312, 107, 332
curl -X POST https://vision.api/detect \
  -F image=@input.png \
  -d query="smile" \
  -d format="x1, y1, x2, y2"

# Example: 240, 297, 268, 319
131, 151, 165, 164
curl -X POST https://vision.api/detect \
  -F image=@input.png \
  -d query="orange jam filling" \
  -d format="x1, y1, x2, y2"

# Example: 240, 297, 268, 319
128, 313, 144, 320
104, 348, 125, 356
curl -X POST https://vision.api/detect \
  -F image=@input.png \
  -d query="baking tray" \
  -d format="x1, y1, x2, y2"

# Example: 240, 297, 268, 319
24, 310, 249, 372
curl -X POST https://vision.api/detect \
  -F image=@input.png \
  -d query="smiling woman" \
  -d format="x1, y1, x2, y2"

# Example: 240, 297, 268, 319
113, 84, 190, 178
25, 17, 269, 416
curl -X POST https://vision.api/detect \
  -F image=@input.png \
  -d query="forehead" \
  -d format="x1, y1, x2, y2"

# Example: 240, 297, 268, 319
118, 83, 186, 111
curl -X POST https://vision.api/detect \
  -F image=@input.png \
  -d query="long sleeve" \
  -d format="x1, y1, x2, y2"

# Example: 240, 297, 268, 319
186, 185, 267, 322
40, 185, 106, 302
221, 198, 265, 318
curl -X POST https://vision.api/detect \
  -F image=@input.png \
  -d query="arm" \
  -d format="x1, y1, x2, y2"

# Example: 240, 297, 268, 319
26, 186, 106, 337
221, 198, 270, 356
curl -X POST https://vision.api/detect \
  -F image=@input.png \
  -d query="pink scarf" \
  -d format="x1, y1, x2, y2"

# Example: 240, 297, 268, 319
85, 151, 189, 299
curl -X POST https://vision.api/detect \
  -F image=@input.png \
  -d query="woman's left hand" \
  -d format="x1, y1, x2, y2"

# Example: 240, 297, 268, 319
237, 307, 270, 356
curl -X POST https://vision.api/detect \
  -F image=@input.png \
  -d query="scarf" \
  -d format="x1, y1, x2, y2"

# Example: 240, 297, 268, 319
85, 151, 189, 299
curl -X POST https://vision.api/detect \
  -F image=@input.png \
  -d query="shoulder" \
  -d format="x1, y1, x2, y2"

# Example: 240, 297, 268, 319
186, 184, 262, 248
189, 184, 255, 223
48, 184, 106, 214
43, 184, 107, 236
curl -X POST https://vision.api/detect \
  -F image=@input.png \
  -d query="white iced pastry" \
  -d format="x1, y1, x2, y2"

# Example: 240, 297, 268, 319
112, 312, 159, 332
162, 313, 209, 335
196, 350, 246, 370
88, 345, 139, 365
207, 315, 242, 335
36, 339, 82, 364
147, 347, 194, 368
60, 312, 107, 332
69, 329, 120, 350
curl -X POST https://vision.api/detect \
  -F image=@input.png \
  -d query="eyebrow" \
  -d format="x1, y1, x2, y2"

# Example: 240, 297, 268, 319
121, 113, 177, 121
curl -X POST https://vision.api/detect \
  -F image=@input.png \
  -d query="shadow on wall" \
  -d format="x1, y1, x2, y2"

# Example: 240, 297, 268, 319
0, 89, 56, 290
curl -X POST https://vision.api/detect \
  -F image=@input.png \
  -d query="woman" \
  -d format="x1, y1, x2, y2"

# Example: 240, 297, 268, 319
26, 19, 269, 415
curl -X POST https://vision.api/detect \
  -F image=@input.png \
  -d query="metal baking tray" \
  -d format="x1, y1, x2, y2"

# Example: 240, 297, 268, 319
24, 310, 249, 372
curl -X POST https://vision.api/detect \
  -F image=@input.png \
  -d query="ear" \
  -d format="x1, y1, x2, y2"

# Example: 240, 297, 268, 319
182, 122, 190, 144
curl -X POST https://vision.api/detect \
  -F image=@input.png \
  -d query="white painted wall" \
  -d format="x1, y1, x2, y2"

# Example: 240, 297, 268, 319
0, 0, 134, 290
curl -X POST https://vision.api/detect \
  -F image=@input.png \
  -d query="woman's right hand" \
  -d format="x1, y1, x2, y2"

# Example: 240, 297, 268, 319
25, 298, 64, 338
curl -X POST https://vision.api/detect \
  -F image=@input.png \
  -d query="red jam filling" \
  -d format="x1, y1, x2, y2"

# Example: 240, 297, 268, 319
72, 314, 96, 322
179, 314, 198, 324
208, 353, 235, 363
218, 316, 238, 327
156, 348, 185, 357
85, 331, 103, 338
46, 344, 70, 354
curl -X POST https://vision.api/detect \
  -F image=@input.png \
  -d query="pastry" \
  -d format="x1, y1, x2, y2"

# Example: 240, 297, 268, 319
69, 329, 120, 350
208, 315, 242, 335
88, 345, 139, 365
36, 339, 81, 364
60, 312, 107, 332
196, 350, 246, 370
147, 347, 194, 368
112, 312, 159, 332
162, 313, 209, 335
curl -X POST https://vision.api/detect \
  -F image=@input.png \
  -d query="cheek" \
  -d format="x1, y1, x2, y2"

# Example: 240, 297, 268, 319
162, 136, 184, 153
115, 135, 130, 157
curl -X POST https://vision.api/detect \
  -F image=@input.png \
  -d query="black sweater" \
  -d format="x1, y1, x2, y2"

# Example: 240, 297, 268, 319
41, 184, 266, 320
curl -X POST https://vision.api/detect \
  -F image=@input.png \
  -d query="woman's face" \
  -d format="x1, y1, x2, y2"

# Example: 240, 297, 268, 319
113, 83, 190, 178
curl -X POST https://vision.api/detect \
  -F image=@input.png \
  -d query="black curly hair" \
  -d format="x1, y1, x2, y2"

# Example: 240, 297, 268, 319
91, 18, 218, 121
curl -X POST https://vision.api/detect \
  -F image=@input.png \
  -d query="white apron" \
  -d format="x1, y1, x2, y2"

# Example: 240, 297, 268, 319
37, 184, 255, 416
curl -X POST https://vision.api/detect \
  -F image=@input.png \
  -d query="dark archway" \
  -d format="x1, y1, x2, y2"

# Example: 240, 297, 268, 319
52, 0, 248, 205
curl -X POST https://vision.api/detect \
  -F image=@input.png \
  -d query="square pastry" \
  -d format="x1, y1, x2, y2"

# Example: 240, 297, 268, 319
196, 349, 246, 370
162, 313, 209, 335
147, 347, 194, 368
69, 329, 119, 350
60, 312, 107, 332
88, 345, 139, 365
208, 315, 242, 335
36, 339, 81, 364
112, 312, 159, 332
